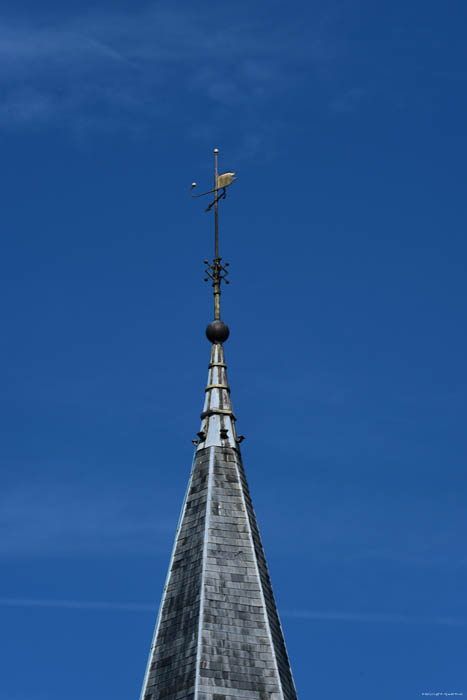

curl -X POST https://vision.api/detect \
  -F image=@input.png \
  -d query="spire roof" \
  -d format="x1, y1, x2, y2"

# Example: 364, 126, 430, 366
140, 342, 297, 699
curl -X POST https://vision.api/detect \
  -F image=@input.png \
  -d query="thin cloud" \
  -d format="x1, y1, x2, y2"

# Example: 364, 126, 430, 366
0, 480, 177, 556
0, 597, 154, 612
0, 3, 340, 131
283, 609, 467, 627
0, 597, 465, 627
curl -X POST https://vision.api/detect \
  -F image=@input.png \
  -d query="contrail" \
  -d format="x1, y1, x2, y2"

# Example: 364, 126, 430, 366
282, 609, 467, 626
0, 597, 155, 612
0, 598, 464, 626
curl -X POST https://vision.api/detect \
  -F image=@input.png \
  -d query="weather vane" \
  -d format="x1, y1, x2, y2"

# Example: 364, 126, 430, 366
191, 148, 236, 328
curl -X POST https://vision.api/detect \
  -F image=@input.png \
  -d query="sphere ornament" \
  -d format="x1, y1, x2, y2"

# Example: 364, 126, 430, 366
206, 319, 230, 344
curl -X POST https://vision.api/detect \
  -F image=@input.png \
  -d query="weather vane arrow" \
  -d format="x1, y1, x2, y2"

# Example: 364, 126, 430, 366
191, 148, 236, 326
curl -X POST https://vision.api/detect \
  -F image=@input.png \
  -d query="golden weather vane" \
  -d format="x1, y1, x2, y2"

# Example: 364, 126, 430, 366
191, 148, 236, 325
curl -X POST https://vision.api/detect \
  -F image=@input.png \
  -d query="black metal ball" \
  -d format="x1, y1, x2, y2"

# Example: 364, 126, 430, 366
206, 320, 230, 344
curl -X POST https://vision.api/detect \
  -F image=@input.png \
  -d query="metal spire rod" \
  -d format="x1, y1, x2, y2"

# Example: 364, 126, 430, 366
213, 148, 221, 319
191, 148, 236, 322
214, 148, 219, 262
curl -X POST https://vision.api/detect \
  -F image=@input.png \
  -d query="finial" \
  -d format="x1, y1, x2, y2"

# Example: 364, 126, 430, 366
206, 319, 230, 343
190, 149, 237, 342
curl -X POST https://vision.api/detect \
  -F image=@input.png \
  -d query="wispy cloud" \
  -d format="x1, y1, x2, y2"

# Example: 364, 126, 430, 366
0, 3, 339, 133
0, 597, 154, 612
0, 479, 177, 557
283, 609, 467, 626
0, 597, 465, 627
3, 465, 465, 567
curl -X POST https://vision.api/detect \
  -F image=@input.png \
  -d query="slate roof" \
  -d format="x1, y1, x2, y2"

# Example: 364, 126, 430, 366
140, 343, 297, 700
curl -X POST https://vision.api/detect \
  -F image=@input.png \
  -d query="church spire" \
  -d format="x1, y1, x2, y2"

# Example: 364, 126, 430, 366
139, 149, 297, 700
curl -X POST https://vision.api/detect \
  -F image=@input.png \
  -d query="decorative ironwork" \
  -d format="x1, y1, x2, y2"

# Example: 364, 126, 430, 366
191, 148, 236, 321
204, 259, 229, 284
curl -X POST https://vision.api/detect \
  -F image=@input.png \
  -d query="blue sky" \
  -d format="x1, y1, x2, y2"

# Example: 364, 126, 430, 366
1, 0, 467, 697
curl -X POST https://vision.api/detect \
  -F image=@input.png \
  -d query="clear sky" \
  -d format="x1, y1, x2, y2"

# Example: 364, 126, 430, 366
1, 1, 466, 698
